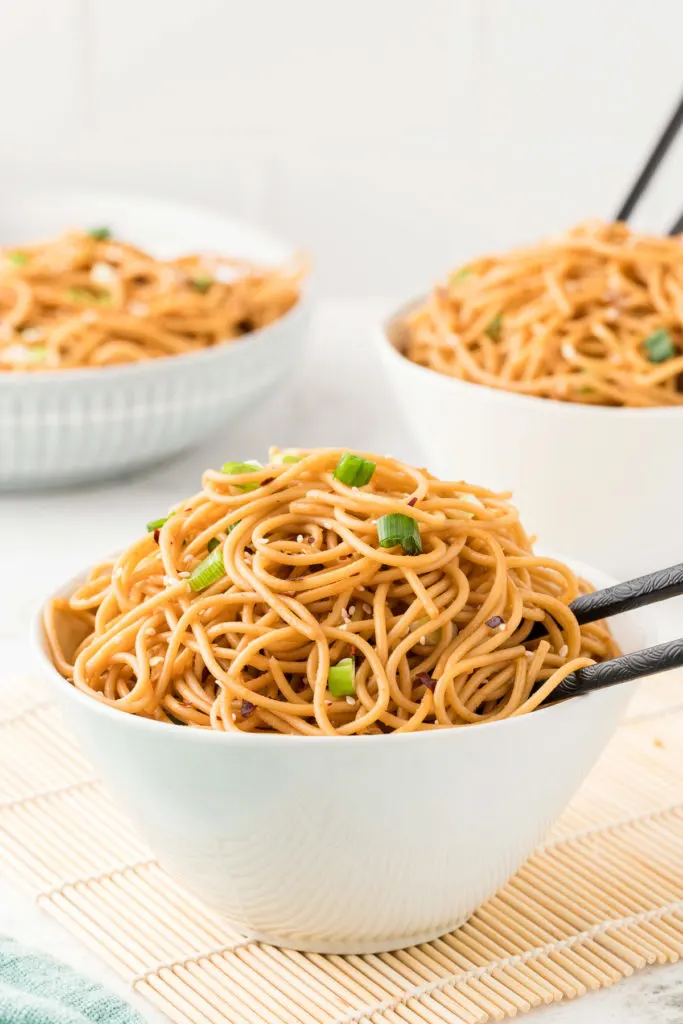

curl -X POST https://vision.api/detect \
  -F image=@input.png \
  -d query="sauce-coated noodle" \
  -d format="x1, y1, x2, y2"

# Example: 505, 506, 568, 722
45, 450, 617, 734
0, 230, 302, 371
405, 220, 683, 407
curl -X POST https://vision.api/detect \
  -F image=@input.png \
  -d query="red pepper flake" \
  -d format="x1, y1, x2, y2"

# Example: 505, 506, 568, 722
415, 672, 436, 691
153, 529, 160, 543
407, 497, 417, 507
486, 615, 504, 629
306, 536, 315, 544
241, 699, 256, 718
349, 646, 357, 657
261, 477, 274, 486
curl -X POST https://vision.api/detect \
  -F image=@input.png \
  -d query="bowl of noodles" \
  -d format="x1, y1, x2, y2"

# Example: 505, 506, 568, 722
379, 220, 683, 580
36, 448, 656, 953
0, 190, 309, 490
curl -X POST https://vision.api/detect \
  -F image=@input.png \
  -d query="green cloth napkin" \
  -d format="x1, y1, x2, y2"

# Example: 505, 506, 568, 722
0, 938, 143, 1024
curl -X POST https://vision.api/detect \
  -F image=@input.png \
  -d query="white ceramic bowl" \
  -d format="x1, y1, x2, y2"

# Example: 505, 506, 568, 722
35, 560, 653, 954
0, 190, 310, 490
379, 298, 683, 582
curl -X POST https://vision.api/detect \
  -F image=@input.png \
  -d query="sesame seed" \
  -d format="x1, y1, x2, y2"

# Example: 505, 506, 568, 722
363, 604, 372, 615
559, 644, 569, 658
419, 636, 426, 645
345, 696, 355, 705
21, 327, 42, 343
561, 342, 575, 361
524, 650, 534, 658
341, 608, 351, 622
113, 567, 124, 579
91, 261, 115, 285
339, 622, 347, 630
178, 571, 190, 578
149, 656, 163, 666
145, 626, 155, 636
297, 534, 304, 543
348, 605, 356, 615
261, 537, 270, 543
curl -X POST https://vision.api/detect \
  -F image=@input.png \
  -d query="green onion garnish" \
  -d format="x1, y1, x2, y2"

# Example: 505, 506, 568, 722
452, 267, 471, 282
486, 313, 502, 340
377, 513, 422, 555
333, 453, 376, 487
88, 227, 112, 241
7, 252, 29, 266
66, 286, 112, 306
644, 328, 675, 363
146, 515, 172, 532
27, 345, 47, 363
207, 537, 220, 552
282, 455, 302, 463
188, 547, 225, 592
222, 460, 263, 491
328, 657, 355, 697
191, 274, 213, 293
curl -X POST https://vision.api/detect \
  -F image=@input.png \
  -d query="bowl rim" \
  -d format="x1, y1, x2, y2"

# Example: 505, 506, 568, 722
379, 294, 683, 420
0, 187, 310, 386
33, 557, 637, 747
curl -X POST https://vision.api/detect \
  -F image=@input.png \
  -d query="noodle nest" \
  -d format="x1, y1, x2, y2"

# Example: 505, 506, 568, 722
45, 449, 617, 735
0, 229, 302, 371
405, 220, 683, 407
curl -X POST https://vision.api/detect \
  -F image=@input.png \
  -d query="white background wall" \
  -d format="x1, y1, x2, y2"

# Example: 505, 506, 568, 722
2, 0, 683, 297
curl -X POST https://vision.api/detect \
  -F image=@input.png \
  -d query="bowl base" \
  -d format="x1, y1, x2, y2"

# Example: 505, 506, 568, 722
238, 917, 469, 955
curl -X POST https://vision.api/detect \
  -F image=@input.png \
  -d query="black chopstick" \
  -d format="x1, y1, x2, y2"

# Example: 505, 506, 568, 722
528, 561, 683, 641
543, 636, 683, 704
668, 210, 683, 236
615, 90, 683, 222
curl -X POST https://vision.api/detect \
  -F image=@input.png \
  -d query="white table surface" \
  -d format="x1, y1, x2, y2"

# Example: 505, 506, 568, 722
1, 300, 682, 1023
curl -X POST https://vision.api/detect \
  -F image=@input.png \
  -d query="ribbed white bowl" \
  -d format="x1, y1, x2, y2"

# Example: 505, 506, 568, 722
0, 190, 310, 490
35, 559, 653, 954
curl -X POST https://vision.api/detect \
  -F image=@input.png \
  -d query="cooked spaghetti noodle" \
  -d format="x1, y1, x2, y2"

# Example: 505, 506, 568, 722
0, 228, 302, 371
405, 220, 683, 407
45, 449, 617, 734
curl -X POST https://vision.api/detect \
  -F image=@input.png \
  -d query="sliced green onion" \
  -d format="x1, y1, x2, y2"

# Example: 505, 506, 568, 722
333, 453, 376, 487
451, 267, 471, 282
146, 513, 174, 532
188, 547, 225, 592
7, 251, 29, 266
222, 460, 263, 491
191, 274, 213, 293
27, 345, 47, 363
416, 616, 442, 642
88, 226, 112, 241
486, 313, 502, 340
644, 328, 675, 363
66, 286, 112, 306
272, 452, 302, 464
207, 537, 220, 552
328, 657, 355, 697
377, 513, 422, 555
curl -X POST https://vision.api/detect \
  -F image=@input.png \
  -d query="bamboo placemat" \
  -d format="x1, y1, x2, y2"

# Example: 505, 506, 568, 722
2, 676, 683, 1024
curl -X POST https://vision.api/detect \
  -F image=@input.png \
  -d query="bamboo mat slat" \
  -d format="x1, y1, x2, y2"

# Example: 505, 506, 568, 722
2, 675, 683, 1023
